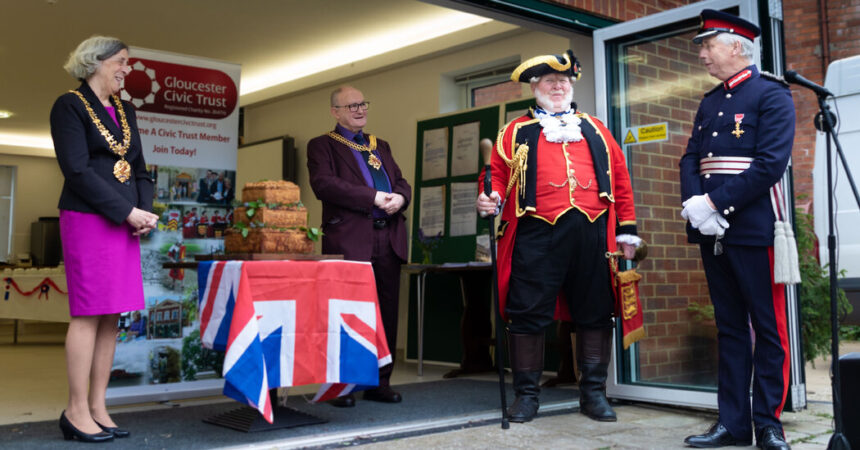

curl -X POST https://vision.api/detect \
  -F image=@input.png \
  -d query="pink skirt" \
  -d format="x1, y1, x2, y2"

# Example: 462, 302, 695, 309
60, 210, 145, 316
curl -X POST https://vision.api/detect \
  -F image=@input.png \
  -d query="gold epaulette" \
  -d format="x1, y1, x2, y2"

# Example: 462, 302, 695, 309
496, 118, 538, 199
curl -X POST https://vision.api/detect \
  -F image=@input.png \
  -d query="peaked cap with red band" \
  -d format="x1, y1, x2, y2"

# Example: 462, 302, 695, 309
693, 9, 761, 44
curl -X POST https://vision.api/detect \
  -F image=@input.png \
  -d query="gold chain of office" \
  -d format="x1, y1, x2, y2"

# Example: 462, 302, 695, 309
68, 90, 132, 183
327, 131, 382, 170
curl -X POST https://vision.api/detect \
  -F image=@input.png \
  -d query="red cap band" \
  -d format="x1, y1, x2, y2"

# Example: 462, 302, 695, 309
702, 18, 757, 40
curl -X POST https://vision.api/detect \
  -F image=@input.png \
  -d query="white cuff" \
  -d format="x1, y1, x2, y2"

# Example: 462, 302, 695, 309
616, 234, 642, 247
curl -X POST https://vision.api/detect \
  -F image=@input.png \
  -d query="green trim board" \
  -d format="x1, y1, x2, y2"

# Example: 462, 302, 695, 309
411, 105, 500, 264
405, 106, 498, 366
503, 98, 534, 124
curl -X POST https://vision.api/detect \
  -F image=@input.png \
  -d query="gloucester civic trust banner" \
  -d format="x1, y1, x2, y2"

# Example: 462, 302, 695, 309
123, 47, 239, 170
107, 47, 240, 401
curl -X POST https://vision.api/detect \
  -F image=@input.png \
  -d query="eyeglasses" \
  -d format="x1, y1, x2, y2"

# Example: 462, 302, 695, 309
334, 102, 370, 112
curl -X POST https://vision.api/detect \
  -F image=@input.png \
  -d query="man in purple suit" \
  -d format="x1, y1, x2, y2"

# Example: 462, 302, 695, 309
307, 86, 412, 407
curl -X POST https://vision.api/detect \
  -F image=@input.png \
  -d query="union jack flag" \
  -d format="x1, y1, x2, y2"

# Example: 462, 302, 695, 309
198, 260, 391, 423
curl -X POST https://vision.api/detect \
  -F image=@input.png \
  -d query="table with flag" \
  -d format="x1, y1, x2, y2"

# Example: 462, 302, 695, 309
198, 260, 391, 423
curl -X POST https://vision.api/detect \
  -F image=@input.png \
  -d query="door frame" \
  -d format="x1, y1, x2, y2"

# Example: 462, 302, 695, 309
592, 0, 804, 410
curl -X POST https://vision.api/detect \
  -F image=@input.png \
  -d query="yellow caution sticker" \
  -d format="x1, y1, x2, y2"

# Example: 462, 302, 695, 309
623, 130, 636, 144
623, 122, 669, 145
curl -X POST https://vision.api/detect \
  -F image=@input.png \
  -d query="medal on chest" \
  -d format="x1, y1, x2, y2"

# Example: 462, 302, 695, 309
732, 114, 745, 139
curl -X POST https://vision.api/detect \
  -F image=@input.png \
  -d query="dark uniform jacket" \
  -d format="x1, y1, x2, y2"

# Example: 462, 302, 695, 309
50, 82, 153, 224
680, 65, 795, 246
306, 131, 412, 262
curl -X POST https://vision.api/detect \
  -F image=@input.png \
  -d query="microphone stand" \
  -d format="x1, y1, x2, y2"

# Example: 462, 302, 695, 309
816, 91, 859, 450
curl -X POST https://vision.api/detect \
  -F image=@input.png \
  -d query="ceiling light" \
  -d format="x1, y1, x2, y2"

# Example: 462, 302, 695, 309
240, 11, 493, 96
0, 111, 12, 119
0, 133, 53, 149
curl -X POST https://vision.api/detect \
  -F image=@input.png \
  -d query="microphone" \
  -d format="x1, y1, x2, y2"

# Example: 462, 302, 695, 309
784, 70, 833, 98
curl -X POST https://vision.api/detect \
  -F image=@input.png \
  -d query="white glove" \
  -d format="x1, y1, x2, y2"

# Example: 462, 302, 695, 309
681, 195, 716, 228
697, 213, 730, 236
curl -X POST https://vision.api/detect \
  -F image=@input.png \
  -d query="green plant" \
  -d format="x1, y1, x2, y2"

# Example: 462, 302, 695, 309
415, 228, 442, 264
687, 301, 714, 323
230, 202, 322, 242
840, 324, 860, 341
795, 207, 853, 364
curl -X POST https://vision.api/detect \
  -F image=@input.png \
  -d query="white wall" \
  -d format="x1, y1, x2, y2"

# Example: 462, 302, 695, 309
0, 147, 64, 260
242, 29, 595, 356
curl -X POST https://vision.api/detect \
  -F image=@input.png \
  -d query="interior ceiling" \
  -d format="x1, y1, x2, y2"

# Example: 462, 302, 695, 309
0, 0, 519, 145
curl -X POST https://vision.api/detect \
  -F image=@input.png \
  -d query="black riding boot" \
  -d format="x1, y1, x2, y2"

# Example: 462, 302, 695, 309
506, 332, 544, 423
577, 327, 617, 422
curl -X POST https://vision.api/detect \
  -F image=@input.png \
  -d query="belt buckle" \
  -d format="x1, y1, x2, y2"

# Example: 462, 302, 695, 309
373, 219, 387, 229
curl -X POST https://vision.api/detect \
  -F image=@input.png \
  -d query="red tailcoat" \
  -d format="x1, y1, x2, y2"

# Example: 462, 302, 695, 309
485, 112, 637, 323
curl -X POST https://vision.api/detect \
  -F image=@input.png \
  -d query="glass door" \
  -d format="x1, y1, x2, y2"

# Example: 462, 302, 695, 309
593, 0, 802, 410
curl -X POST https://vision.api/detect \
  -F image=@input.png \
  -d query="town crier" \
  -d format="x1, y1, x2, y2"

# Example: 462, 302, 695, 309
476, 50, 642, 423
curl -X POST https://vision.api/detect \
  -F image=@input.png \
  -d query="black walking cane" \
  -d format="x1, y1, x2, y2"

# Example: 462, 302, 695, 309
480, 138, 510, 430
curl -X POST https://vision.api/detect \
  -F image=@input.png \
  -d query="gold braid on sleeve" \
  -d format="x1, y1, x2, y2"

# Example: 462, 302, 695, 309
495, 122, 530, 200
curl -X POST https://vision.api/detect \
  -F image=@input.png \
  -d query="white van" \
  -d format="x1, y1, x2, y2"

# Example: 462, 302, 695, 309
813, 55, 860, 324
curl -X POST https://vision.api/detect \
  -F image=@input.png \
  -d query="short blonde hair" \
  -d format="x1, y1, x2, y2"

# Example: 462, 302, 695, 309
63, 35, 128, 80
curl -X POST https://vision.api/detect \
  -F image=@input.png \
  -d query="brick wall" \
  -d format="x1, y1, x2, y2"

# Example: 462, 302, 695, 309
472, 80, 523, 107
623, 33, 718, 384
550, 0, 697, 21
783, 0, 860, 209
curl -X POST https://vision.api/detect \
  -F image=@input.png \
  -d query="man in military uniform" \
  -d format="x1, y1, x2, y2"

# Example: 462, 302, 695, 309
679, 9, 794, 450
476, 50, 641, 423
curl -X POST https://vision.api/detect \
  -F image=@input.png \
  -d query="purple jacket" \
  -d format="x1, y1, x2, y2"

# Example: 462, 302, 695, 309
307, 131, 412, 261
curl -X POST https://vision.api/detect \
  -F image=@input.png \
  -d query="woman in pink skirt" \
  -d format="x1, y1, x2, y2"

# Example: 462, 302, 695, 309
50, 36, 158, 443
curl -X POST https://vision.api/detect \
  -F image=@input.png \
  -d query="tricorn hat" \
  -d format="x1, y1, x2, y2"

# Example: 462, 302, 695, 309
693, 9, 761, 44
510, 50, 581, 83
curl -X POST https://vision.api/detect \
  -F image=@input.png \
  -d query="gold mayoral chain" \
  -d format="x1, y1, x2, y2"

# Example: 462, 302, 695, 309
327, 131, 382, 170
69, 90, 132, 183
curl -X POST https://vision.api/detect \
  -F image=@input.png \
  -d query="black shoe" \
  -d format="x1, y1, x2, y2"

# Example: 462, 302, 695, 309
363, 386, 402, 403
757, 426, 790, 450
684, 422, 752, 448
95, 421, 130, 438
578, 383, 617, 422
58, 411, 114, 443
507, 395, 539, 423
328, 393, 356, 407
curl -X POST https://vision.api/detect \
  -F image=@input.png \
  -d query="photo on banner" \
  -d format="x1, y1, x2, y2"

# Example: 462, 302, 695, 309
109, 47, 240, 395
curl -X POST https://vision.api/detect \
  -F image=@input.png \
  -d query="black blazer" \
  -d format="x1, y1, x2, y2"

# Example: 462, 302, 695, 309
50, 82, 153, 224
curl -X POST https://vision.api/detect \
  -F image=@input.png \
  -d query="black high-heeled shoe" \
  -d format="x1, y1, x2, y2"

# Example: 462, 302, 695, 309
95, 420, 130, 438
59, 411, 114, 442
